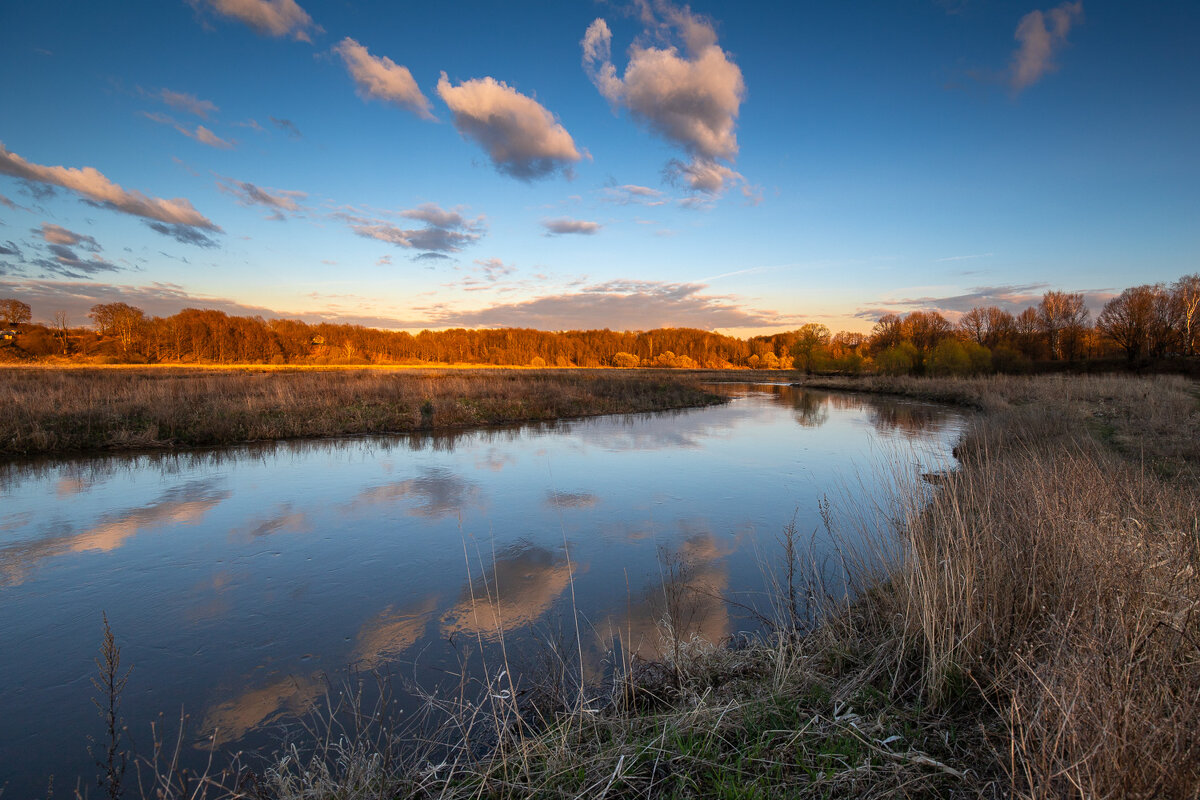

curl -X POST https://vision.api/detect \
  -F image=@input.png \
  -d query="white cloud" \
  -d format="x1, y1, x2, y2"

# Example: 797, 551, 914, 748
1011, 2, 1084, 91
583, 1, 746, 196
0, 142, 220, 239
542, 218, 601, 235
436, 73, 582, 180
333, 38, 435, 120
192, 0, 319, 41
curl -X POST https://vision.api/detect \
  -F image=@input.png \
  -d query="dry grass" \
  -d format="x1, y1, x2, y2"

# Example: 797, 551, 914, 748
0, 368, 725, 457
808, 373, 1200, 799
75, 373, 1200, 799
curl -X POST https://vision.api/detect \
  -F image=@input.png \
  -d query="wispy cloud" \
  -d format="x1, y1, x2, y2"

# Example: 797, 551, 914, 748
157, 88, 219, 119
0, 223, 121, 279
269, 116, 301, 137
142, 112, 235, 149
0, 142, 221, 244
600, 184, 668, 206
190, 0, 319, 42
414, 278, 782, 331
217, 177, 307, 220
334, 37, 435, 121
583, 1, 747, 196
854, 281, 1113, 321
37, 223, 100, 250
542, 217, 601, 236
1010, 2, 1083, 92
337, 202, 485, 256
934, 252, 994, 262
436, 73, 582, 181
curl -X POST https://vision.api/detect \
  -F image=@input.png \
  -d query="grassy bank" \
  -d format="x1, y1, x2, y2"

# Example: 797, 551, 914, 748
91, 374, 1200, 799
0, 368, 726, 458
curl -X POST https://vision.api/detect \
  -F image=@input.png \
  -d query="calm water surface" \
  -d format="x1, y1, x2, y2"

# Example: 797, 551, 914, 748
0, 384, 964, 795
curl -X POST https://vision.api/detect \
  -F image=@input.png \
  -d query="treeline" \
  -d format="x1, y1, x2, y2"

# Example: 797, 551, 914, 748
0, 273, 1196, 372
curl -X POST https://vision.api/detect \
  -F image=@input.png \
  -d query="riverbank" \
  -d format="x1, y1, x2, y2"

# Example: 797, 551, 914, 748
89, 374, 1200, 798
0, 368, 728, 458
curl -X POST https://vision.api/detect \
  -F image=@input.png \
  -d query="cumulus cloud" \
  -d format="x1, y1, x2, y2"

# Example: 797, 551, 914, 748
0, 142, 221, 243
37, 223, 100, 250
338, 202, 484, 256
334, 38, 435, 121
582, 2, 746, 196
158, 89, 218, 119
1010, 2, 1083, 91
142, 112, 235, 149
436, 73, 582, 180
269, 116, 301, 137
415, 278, 780, 331
191, 0, 319, 41
542, 217, 601, 235
217, 177, 306, 219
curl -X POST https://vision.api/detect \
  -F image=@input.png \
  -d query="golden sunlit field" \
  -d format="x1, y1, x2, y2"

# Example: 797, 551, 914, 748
0, 367, 727, 457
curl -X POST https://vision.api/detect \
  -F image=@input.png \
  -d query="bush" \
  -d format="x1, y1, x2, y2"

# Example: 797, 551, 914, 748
611, 352, 638, 368
928, 339, 971, 376
876, 342, 919, 375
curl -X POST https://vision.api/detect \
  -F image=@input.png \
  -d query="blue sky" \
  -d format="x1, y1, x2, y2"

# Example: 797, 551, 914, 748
1, 0, 1197, 335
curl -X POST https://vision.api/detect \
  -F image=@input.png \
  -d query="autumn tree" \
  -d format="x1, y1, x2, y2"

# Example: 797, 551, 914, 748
1, 298, 32, 327
789, 323, 831, 374
90, 302, 146, 358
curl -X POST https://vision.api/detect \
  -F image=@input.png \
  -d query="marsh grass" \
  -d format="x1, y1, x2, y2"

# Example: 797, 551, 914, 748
73, 373, 1200, 798
0, 368, 724, 457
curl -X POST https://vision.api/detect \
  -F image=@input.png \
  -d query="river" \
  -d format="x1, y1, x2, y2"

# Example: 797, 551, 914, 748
0, 383, 964, 795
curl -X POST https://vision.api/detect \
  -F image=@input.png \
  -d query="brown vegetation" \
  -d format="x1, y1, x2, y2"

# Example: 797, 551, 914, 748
0, 368, 725, 457
2, 272, 1197, 374
93, 373, 1198, 799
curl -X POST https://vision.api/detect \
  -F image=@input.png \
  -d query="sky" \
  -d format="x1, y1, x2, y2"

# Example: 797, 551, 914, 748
1, 0, 1197, 336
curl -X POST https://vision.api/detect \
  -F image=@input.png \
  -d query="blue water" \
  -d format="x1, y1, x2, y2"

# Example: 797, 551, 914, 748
0, 384, 963, 795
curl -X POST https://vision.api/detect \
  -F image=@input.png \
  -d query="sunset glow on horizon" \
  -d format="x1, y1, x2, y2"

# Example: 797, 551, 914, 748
1, 0, 1197, 336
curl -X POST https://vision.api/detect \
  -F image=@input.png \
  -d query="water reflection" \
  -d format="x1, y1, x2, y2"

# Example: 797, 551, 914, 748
0, 479, 230, 586
545, 491, 599, 509
443, 544, 579, 638
343, 468, 485, 519
600, 525, 733, 660
0, 384, 965, 797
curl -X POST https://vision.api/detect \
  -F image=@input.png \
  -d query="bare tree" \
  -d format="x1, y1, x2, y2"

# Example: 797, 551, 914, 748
959, 307, 988, 345
90, 303, 146, 358
0, 297, 31, 327
53, 310, 71, 354
1098, 285, 1157, 361
1039, 291, 1089, 360
1172, 273, 1200, 356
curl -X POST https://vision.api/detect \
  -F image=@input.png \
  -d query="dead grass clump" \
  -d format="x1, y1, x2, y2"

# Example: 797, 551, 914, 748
868, 381, 1200, 799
